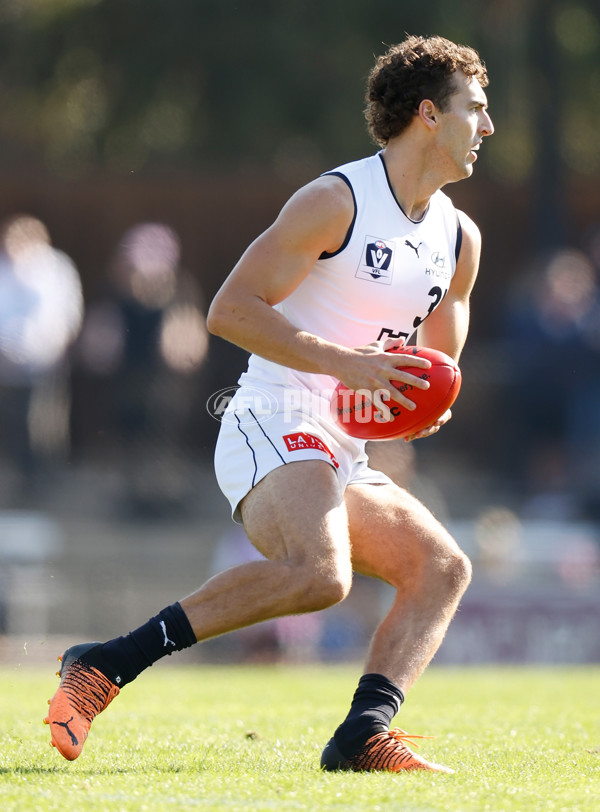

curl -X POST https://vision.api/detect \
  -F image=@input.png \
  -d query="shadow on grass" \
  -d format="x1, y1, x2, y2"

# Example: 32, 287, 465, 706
1, 764, 137, 775
0, 765, 67, 775
1, 761, 195, 776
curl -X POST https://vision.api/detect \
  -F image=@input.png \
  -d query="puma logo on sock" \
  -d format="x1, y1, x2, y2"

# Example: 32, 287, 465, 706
159, 620, 176, 648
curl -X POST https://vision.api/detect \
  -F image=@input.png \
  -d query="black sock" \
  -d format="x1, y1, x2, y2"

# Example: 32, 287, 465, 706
333, 673, 404, 758
82, 602, 197, 687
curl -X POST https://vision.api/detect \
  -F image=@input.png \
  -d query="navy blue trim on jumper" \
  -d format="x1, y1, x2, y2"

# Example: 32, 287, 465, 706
318, 172, 357, 259
378, 152, 429, 224
454, 212, 463, 262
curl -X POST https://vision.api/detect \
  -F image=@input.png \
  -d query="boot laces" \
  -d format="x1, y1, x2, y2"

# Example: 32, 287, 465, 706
388, 728, 435, 750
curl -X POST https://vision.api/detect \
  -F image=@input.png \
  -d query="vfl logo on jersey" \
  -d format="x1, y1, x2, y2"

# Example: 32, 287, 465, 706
356, 236, 394, 285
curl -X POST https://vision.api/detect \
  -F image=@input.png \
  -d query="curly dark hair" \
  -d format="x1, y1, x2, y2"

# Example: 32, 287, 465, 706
365, 35, 489, 146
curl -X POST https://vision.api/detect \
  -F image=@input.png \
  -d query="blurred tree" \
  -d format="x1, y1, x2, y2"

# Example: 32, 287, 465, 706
0, 0, 598, 257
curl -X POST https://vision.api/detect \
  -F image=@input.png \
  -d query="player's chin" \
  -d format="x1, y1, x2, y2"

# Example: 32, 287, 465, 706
449, 163, 472, 183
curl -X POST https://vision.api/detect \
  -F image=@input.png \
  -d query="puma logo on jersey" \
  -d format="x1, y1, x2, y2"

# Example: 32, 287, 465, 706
405, 239, 422, 257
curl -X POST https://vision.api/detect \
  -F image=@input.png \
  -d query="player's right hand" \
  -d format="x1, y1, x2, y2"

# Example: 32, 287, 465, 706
334, 339, 431, 411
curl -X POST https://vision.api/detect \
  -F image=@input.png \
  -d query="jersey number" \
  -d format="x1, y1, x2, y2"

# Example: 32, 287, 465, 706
412, 286, 448, 328
377, 285, 448, 341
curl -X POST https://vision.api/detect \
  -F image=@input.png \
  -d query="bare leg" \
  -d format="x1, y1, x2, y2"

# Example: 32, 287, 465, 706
46, 459, 354, 762
346, 483, 472, 693
180, 460, 353, 640
320, 482, 468, 772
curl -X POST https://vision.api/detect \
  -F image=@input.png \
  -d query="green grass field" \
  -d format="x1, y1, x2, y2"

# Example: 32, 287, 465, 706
1, 662, 599, 811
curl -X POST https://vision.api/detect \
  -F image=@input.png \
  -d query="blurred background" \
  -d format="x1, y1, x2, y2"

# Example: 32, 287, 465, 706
0, 0, 599, 666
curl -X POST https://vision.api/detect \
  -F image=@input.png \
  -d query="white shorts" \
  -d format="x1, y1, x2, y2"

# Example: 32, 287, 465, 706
214, 381, 393, 523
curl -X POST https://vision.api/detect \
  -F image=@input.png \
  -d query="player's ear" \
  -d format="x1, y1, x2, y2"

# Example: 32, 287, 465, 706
418, 99, 438, 129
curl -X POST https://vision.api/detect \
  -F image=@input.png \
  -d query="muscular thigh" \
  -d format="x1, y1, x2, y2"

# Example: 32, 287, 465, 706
240, 460, 351, 571
345, 483, 463, 588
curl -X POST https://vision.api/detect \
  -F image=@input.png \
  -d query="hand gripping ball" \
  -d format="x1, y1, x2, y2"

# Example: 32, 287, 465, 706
330, 345, 461, 441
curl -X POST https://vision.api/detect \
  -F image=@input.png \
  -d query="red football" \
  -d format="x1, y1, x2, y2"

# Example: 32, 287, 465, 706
330, 345, 461, 441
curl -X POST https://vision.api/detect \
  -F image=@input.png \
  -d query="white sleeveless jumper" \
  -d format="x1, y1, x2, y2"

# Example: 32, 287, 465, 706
240, 151, 461, 398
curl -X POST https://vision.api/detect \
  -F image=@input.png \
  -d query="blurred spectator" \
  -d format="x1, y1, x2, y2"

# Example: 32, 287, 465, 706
502, 247, 600, 518
0, 215, 83, 499
76, 222, 209, 517
474, 506, 521, 584
519, 441, 578, 521
556, 532, 600, 591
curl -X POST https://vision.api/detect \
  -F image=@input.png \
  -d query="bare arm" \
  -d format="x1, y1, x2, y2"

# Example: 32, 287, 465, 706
207, 175, 431, 406
416, 210, 481, 362
404, 210, 481, 440
207, 175, 353, 374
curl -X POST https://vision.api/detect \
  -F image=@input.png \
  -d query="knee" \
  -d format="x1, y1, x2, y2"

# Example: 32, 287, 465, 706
452, 547, 472, 588
435, 545, 472, 598
293, 564, 352, 612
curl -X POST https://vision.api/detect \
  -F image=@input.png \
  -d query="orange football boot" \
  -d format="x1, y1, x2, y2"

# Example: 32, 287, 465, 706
320, 727, 454, 773
44, 643, 120, 760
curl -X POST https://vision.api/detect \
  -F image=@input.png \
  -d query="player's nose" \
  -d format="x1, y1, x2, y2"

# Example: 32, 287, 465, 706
480, 110, 494, 137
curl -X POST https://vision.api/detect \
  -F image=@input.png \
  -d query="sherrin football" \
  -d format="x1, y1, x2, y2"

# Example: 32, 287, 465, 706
330, 345, 461, 441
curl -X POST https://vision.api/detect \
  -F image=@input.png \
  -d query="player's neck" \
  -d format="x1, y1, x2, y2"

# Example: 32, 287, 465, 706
381, 140, 442, 221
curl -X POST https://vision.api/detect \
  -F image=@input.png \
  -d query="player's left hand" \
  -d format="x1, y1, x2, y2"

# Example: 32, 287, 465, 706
403, 408, 453, 442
